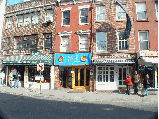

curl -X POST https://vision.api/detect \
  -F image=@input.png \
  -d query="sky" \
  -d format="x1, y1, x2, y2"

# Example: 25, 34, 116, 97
0, 0, 6, 52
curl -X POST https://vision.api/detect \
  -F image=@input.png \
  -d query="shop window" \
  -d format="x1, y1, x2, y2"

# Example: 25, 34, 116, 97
116, 5, 126, 20
31, 12, 40, 24
118, 31, 128, 50
79, 8, 88, 24
62, 10, 70, 26
138, 31, 149, 50
136, 3, 147, 20
86, 69, 90, 86
24, 14, 31, 26
3, 38, 10, 55
97, 66, 114, 82
156, 2, 158, 20
44, 33, 52, 49
45, 10, 53, 22
96, 32, 107, 52
60, 36, 69, 52
96, 6, 106, 21
17, 15, 23, 27
5, 17, 12, 29
79, 35, 88, 51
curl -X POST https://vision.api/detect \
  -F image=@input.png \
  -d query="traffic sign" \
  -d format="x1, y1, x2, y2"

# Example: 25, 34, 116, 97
37, 63, 44, 71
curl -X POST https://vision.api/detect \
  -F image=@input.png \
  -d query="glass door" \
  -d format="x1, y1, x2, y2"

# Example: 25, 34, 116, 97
119, 67, 128, 86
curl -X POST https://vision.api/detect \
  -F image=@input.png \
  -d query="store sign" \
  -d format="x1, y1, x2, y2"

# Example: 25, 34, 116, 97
54, 53, 91, 65
93, 59, 135, 64
138, 51, 158, 57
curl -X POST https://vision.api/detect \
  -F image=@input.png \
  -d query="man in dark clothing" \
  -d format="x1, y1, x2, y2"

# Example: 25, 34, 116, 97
143, 74, 149, 96
133, 71, 139, 95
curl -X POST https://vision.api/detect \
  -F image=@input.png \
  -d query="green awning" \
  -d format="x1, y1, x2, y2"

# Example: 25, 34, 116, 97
2, 55, 53, 65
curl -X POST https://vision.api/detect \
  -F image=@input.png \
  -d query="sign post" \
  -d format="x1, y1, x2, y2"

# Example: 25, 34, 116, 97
37, 61, 44, 94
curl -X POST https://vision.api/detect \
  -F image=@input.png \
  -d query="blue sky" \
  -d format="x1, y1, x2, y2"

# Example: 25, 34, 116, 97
7, 0, 29, 6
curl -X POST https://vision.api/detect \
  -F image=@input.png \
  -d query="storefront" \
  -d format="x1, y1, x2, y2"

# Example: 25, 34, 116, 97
54, 53, 91, 91
92, 54, 136, 90
137, 51, 158, 88
2, 54, 54, 89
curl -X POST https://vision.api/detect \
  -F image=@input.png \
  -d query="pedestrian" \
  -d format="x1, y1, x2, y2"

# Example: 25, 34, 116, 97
128, 75, 132, 95
142, 74, 149, 96
125, 75, 130, 95
133, 71, 139, 95
2, 71, 5, 85
9, 71, 13, 88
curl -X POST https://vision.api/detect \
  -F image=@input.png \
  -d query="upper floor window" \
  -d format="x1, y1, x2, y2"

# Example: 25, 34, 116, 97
96, 6, 106, 21
79, 8, 88, 24
29, 35, 38, 53
79, 35, 88, 51
60, 36, 69, 52
31, 12, 40, 24
44, 33, 52, 49
45, 10, 53, 22
136, 3, 147, 20
24, 14, 31, 26
156, 2, 158, 20
116, 5, 126, 20
96, 32, 107, 52
62, 10, 70, 26
6, 17, 12, 29
17, 15, 23, 27
118, 31, 128, 50
138, 31, 149, 50
3, 38, 10, 55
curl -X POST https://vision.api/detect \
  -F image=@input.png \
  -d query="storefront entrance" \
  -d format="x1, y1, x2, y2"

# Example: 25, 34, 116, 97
72, 66, 90, 91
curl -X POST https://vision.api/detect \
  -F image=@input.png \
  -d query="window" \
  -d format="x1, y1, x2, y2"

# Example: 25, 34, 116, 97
17, 15, 23, 27
24, 14, 31, 26
96, 6, 106, 21
45, 10, 53, 22
116, 5, 126, 20
6, 17, 12, 29
29, 35, 37, 53
156, 2, 158, 20
62, 10, 70, 26
138, 31, 149, 50
136, 3, 147, 20
44, 33, 52, 49
60, 36, 69, 52
96, 32, 107, 52
80, 8, 88, 24
97, 66, 114, 82
79, 35, 88, 51
3, 38, 10, 55
31, 12, 40, 24
118, 31, 128, 50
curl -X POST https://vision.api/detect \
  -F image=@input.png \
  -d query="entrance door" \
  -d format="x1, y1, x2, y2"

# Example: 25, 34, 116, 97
118, 66, 130, 86
72, 67, 90, 91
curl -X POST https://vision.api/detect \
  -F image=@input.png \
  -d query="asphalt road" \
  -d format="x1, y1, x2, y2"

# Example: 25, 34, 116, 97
0, 93, 158, 119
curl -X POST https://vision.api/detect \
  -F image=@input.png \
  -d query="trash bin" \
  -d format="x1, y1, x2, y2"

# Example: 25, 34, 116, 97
14, 79, 17, 88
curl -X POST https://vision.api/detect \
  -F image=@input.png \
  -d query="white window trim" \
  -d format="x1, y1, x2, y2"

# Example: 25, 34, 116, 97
117, 31, 129, 51
155, 2, 158, 20
96, 32, 107, 52
17, 15, 23, 27
116, 5, 126, 21
61, 7, 72, 11
96, 6, 106, 22
78, 5, 90, 25
60, 35, 69, 52
24, 14, 31, 26
135, 2, 147, 20
78, 35, 88, 52
6, 17, 12, 29
58, 31, 72, 36
61, 10, 70, 27
138, 31, 149, 51
31, 12, 40, 25
45, 10, 53, 22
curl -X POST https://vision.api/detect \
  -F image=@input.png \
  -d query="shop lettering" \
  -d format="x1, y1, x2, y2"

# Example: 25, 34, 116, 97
93, 59, 135, 63
67, 55, 78, 62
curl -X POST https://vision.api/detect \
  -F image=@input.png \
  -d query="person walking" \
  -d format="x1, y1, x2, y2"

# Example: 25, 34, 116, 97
142, 74, 149, 96
125, 75, 132, 95
133, 71, 139, 95
128, 76, 132, 95
9, 71, 13, 88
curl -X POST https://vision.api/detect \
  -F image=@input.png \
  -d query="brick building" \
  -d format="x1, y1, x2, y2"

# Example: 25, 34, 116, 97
1, 0, 57, 89
134, 0, 158, 88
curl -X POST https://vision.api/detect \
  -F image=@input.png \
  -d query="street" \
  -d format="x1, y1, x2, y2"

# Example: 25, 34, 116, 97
0, 92, 158, 119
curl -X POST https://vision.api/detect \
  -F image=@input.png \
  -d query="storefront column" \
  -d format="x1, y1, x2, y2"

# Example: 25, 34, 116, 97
54, 66, 60, 89
5, 66, 8, 85
89, 65, 94, 92
50, 66, 55, 89
24, 66, 29, 88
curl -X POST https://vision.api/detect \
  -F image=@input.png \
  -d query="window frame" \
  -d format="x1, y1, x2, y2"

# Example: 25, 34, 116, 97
24, 13, 31, 26
96, 32, 107, 52
116, 4, 126, 21
96, 6, 106, 22
79, 35, 88, 51
17, 15, 24, 27
136, 2, 147, 20
60, 35, 69, 52
45, 10, 53, 22
117, 31, 129, 51
43, 33, 52, 49
155, 1, 158, 20
3, 38, 10, 55
62, 10, 70, 26
138, 31, 149, 50
31, 11, 40, 25
6, 17, 12, 29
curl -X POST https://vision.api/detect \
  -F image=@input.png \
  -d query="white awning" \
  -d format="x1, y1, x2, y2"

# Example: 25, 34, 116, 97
138, 57, 158, 64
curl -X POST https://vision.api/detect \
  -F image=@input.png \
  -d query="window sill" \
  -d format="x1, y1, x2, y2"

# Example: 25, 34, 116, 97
136, 20, 149, 22
116, 20, 126, 22
61, 25, 70, 27
79, 23, 89, 25
95, 20, 106, 23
